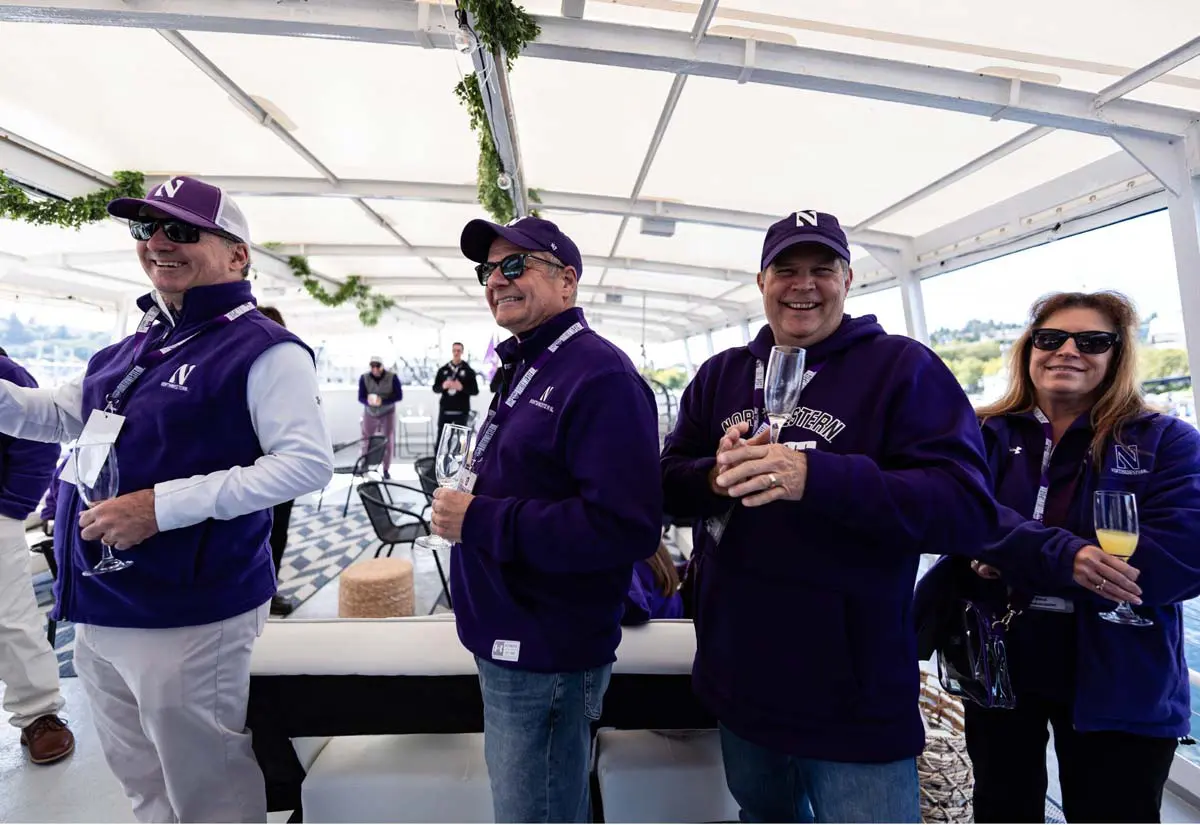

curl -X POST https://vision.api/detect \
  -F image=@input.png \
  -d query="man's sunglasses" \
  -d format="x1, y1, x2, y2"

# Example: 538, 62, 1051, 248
129, 219, 238, 245
475, 252, 564, 286
1031, 328, 1119, 355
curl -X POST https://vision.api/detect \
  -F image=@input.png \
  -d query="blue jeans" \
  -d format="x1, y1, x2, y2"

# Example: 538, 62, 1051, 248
719, 724, 920, 823
476, 656, 612, 823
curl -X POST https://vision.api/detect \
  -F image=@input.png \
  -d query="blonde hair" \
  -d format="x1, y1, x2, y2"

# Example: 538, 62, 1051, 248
645, 541, 680, 598
976, 291, 1146, 464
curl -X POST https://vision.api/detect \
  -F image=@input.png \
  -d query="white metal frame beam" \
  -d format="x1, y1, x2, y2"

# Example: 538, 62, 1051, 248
3, 2, 1197, 139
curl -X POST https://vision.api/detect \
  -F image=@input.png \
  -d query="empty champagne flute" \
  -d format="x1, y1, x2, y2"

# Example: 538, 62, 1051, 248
764, 345, 806, 444
415, 424, 475, 552
1094, 490, 1151, 627
74, 443, 133, 576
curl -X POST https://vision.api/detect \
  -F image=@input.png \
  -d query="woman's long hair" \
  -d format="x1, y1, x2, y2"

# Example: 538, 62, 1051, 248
976, 291, 1146, 464
645, 541, 680, 597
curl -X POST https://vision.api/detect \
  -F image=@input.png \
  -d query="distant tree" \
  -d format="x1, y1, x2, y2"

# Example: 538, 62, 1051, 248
1139, 348, 1189, 381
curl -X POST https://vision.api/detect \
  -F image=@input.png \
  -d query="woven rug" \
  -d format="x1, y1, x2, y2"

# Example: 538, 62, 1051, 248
33, 502, 376, 678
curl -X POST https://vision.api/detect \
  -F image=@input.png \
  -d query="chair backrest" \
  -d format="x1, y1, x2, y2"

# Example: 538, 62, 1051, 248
360, 434, 388, 471
413, 456, 437, 497
357, 481, 412, 540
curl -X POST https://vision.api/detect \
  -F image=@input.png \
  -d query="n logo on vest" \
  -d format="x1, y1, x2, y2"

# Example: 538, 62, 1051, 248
530, 385, 556, 413
1112, 443, 1148, 476
154, 178, 185, 199
162, 363, 197, 392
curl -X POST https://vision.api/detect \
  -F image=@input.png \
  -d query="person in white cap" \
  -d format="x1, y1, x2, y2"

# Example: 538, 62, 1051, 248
358, 356, 402, 479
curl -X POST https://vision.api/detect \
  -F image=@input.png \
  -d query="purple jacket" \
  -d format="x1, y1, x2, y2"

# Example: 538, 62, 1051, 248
622, 559, 686, 625
0, 357, 59, 521
454, 308, 663, 672
662, 316, 996, 762
980, 410, 1200, 738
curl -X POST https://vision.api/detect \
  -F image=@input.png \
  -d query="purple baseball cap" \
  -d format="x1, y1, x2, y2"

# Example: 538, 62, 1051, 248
460, 216, 583, 279
107, 175, 251, 244
760, 210, 850, 271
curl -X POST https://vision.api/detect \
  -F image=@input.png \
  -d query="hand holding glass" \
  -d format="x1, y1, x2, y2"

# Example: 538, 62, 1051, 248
416, 424, 475, 551
1094, 490, 1151, 627
74, 444, 133, 576
764, 346, 806, 444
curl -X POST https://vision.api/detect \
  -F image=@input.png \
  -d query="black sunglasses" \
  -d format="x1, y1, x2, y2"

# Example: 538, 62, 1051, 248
1031, 328, 1119, 355
129, 219, 238, 245
475, 252, 564, 286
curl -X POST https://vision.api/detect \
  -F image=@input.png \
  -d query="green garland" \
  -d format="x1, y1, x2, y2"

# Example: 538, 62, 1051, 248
455, 0, 541, 223
278, 253, 396, 328
0, 170, 145, 230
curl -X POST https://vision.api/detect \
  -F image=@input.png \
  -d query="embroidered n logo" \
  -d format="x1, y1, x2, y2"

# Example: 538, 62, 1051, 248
1114, 444, 1140, 471
539, 386, 554, 403
795, 210, 818, 227
153, 178, 185, 199
168, 364, 197, 386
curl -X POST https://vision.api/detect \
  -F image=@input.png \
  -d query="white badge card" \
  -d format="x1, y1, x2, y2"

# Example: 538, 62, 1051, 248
459, 469, 478, 494
71, 410, 126, 488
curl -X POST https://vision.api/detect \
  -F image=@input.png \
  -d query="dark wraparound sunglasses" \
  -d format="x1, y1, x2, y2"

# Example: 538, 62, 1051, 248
129, 219, 239, 245
1031, 328, 1119, 355
475, 252, 564, 286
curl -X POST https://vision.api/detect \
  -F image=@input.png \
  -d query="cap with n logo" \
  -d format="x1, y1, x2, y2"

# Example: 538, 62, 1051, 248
760, 210, 850, 271
107, 175, 251, 244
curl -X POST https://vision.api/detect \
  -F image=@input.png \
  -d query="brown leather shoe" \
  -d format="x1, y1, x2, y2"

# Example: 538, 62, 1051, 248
20, 715, 75, 764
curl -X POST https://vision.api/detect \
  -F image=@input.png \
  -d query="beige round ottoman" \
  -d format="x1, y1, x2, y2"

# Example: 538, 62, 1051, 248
338, 557, 415, 618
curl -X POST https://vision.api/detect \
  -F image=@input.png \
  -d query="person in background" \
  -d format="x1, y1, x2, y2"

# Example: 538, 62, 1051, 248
432, 341, 479, 445
0, 347, 71, 765
358, 356, 401, 479
431, 215, 663, 823
258, 305, 299, 617
964, 291, 1200, 824
0, 175, 334, 821
622, 540, 685, 624
661, 210, 996, 823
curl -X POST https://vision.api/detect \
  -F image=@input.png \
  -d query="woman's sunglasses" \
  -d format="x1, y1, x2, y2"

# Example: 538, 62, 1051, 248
1031, 328, 1119, 355
129, 219, 237, 245
475, 252, 564, 286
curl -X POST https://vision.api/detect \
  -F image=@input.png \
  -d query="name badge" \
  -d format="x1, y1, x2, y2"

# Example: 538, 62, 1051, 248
459, 469, 478, 494
65, 410, 127, 487
1028, 595, 1075, 613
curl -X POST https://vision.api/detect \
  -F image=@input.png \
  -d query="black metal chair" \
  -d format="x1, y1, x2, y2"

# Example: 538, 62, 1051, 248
356, 481, 452, 614
318, 434, 389, 517
413, 456, 438, 503
30, 538, 57, 646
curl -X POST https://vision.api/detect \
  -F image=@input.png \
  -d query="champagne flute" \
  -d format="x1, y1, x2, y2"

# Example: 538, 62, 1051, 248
763, 346, 806, 444
74, 443, 133, 577
1094, 490, 1152, 627
415, 424, 475, 552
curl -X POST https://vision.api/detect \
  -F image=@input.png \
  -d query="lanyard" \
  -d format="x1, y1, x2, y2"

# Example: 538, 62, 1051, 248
751, 360, 820, 435
1030, 408, 1055, 523
472, 321, 590, 466
103, 301, 256, 414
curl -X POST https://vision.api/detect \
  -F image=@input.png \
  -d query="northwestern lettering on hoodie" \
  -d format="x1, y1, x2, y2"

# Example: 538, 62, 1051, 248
0, 357, 59, 521
454, 308, 663, 673
662, 316, 996, 763
54, 281, 310, 629
977, 410, 1200, 739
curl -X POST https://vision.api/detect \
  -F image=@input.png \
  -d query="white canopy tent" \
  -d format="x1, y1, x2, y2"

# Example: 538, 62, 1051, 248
0, 0, 1197, 361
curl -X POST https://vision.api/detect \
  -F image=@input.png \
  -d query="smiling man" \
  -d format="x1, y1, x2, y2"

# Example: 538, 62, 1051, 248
661, 210, 997, 823
0, 176, 334, 822
430, 216, 662, 823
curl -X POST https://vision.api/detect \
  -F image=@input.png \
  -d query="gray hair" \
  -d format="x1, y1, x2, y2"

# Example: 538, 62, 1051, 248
220, 236, 252, 278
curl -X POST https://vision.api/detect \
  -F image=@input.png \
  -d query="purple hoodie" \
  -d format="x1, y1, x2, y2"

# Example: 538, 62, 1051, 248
978, 410, 1200, 738
662, 316, 996, 763
0, 357, 60, 521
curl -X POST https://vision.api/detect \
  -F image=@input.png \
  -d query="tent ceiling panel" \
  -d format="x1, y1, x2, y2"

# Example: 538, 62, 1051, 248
518, 0, 694, 33
613, 220, 765, 273
600, 269, 748, 298
237, 196, 405, 245
0, 23, 314, 177
361, 200, 491, 249
511, 57, 679, 198
637, 77, 1035, 222
872, 130, 1121, 236
0, 218, 131, 257
303, 255, 443, 280
179, 31, 480, 184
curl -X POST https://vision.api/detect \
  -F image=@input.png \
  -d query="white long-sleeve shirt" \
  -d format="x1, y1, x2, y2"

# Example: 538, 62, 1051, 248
0, 341, 334, 532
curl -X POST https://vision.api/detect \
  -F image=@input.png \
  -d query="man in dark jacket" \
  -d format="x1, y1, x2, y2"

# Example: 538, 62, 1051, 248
431, 342, 479, 446
0, 350, 70, 765
661, 210, 997, 823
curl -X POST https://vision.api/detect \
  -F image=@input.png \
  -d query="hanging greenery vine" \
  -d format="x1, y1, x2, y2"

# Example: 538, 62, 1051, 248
454, 0, 541, 224
260, 247, 395, 328
0, 170, 145, 230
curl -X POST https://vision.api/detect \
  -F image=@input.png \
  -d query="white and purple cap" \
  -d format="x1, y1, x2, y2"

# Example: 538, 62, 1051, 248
107, 176, 251, 244
460, 216, 583, 279
761, 210, 850, 271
